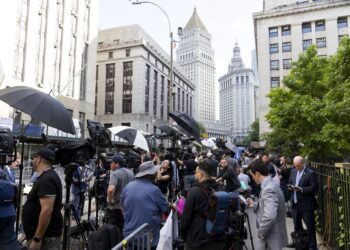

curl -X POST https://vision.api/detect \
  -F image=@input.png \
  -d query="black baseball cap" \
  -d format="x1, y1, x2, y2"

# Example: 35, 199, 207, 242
35, 148, 56, 163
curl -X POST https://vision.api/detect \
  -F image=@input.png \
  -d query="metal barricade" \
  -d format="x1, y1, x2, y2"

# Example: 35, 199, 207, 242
311, 162, 350, 249
111, 223, 153, 250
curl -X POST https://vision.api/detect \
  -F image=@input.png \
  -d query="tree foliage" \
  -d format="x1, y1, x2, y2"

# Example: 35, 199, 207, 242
241, 119, 260, 146
265, 37, 350, 162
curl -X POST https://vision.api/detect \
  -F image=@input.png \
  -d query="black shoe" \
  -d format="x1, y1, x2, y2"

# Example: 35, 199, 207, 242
286, 242, 295, 248
286, 211, 292, 217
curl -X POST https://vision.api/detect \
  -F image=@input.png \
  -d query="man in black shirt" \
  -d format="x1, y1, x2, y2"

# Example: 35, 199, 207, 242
216, 158, 241, 192
157, 160, 172, 199
22, 148, 63, 250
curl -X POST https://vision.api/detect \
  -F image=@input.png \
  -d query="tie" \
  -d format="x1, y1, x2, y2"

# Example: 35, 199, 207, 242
294, 171, 302, 203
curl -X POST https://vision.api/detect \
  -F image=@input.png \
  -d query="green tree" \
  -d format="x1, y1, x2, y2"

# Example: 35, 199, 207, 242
197, 122, 206, 134
265, 38, 350, 162
241, 119, 260, 146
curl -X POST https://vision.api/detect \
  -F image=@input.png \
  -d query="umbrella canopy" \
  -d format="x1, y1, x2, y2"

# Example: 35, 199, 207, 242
169, 111, 200, 139
201, 138, 216, 148
225, 142, 237, 153
108, 126, 149, 152
0, 86, 75, 134
156, 124, 181, 137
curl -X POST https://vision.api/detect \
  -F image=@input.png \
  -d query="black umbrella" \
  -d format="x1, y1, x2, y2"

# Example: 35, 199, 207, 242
0, 86, 75, 134
156, 124, 181, 137
169, 111, 200, 139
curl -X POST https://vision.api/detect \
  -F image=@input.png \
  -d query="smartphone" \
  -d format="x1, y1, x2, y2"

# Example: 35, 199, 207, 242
239, 195, 248, 204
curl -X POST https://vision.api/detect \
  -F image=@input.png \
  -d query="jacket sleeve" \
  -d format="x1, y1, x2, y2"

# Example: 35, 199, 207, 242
180, 188, 196, 241
257, 188, 278, 238
301, 171, 318, 194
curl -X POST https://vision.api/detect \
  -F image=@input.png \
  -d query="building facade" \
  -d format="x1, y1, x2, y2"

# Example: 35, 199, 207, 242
0, 0, 99, 138
96, 25, 195, 134
254, 0, 350, 136
219, 42, 257, 142
176, 8, 216, 124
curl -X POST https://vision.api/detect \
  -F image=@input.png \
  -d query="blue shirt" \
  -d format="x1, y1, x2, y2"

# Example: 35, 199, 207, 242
120, 178, 168, 247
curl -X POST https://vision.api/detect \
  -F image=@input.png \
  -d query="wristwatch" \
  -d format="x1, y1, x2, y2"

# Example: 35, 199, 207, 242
33, 236, 42, 242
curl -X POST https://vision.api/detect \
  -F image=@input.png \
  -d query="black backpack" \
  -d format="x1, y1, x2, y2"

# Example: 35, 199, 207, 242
88, 224, 122, 250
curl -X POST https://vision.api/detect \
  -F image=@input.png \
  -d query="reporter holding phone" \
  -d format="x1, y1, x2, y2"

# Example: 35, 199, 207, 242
288, 156, 318, 250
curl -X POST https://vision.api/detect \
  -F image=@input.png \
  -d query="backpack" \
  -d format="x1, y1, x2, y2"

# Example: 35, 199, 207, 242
88, 224, 122, 250
201, 188, 232, 237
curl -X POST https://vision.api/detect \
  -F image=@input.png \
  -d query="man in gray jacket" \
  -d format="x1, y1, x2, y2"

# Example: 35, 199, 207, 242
247, 159, 288, 250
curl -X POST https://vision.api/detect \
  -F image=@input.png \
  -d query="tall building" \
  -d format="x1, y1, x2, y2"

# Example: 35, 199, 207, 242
254, 0, 350, 136
96, 25, 195, 134
176, 8, 216, 123
219, 42, 257, 142
0, 0, 99, 138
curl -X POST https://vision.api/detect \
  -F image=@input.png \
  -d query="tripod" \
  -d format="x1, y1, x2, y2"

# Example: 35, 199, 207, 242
236, 210, 254, 250
62, 164, 89, 250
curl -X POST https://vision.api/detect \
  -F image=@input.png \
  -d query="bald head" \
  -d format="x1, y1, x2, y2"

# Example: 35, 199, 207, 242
293, 156, 304, 171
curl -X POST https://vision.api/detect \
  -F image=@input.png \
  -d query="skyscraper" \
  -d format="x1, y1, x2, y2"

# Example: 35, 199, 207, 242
176, 8, 216, 123
219, 42, 257, 142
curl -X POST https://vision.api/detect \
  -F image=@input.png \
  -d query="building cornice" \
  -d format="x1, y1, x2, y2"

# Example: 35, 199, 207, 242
253, 0, 350, 20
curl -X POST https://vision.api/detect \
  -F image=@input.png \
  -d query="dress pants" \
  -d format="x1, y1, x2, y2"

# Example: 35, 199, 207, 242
292, 201, 317, 250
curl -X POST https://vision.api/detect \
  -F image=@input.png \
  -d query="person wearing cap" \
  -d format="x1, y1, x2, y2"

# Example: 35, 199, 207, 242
0, 172, 18, 250
180, 160, 225, 250
107, 154, 134, 232
22, 148, 63, 250
120, 161, 174, 249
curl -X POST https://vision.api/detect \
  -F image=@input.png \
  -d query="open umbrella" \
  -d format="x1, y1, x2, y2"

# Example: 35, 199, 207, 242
108, 126, 149, 152
0, 86, 75, 134
201, 138, 216, 148
156, 124, 181, 137
169, 111, 200, 139
225, 142, 237, 153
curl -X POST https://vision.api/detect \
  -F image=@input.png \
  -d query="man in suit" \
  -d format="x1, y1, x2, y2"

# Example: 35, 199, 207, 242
247, 159, 288, 249
288, 156, 318, 250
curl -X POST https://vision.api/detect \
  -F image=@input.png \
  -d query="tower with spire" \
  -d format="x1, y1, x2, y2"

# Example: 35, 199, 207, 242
219, 41, 258, 142
176, 8, 216, 123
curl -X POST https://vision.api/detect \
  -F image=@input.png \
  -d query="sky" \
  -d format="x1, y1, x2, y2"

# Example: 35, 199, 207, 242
99, 0, 263, 118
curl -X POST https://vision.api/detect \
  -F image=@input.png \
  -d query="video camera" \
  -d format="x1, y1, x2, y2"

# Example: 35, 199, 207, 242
0, 127, 14, 155
87, 120, 111, 147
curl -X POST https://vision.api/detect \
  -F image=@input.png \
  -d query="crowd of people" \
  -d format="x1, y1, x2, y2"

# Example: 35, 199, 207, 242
0, 145, 320, 250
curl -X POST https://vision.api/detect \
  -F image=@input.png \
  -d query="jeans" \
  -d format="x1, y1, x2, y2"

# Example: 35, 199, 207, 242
0, 216, 17, 250
72, 192, 85, 219
184, 175, 195, 190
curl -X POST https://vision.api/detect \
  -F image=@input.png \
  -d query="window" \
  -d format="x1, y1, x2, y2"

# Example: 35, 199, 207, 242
153, 70, 158, 116
338, 17, 348, 29
271, 77, 280, 88
177, 88, 180, 111
283, 59, 292, 69
108, 51, 113, 59
236, 77, 239, 83
145, 64, 150, 114
303, 39, 312, 50
246, 76, 249, 83
104, 123, 112, 129
316, 37, 326, 48
241, 76, 244, 83
186, 93, 189, 114
270, 43, 279, 54
302, 22, 312, 33
126, 48, 130, 57
282, 25, 291, 36
122, 62, 133, 113
121, 123, 130, 127
105, 63, 115, 114
182, 90, 185, 112
160, 75, 164, 118
315, 20, 325, 31
282, 42, 292, 52
269, 27, 278, 37
270, 60, 279, 70
190, 96, 192, 116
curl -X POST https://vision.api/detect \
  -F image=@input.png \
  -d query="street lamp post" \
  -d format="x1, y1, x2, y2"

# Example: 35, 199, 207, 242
131, 0, 174, 116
